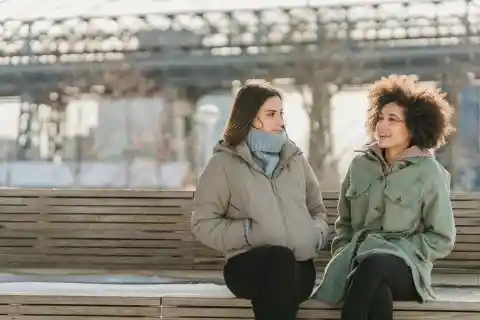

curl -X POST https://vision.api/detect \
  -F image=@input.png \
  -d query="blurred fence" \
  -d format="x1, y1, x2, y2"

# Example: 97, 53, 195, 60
0, 95, 199, 189
0, 160, 190, 189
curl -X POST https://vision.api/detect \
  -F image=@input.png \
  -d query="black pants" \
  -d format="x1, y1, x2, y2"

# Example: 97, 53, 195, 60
341, 253, 420, 320
223, 245, 316, 320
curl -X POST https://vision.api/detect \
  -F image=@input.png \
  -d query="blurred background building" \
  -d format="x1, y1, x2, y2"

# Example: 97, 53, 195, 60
0, 0, 478, 191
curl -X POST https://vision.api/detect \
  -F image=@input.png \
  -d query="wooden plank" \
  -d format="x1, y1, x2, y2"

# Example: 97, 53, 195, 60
320, 191, 480, 201
0, 188, 478, 201
0, 239, 197, 248
0, 254, 196, 265
163, 317, 478, 320
0, 206, 190, 214
0, 295, 161, 305
321, 200, 480, 210
0, 222, 476, 235
0, 197, 192, 207
0, 317, 159, 320
0, 305, 159, 316
0, 230, 193, 240
0, 222, 191, 231
0, 188, 194, 198
0, 295, 161, 319
162, 287, 480, 312
0, 247, 214, 256
163, 308, 480, 319
0, 214, 191, 223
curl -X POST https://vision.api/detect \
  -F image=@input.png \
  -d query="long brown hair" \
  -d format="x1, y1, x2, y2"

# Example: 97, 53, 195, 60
222, 83, 282, 146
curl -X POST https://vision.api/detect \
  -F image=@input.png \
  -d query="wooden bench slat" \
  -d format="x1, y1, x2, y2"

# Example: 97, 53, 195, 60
0, 222, 191, 231
163, 308, 480, 319
0, 189, 194, 198
164, 318, 477, 320
0, 296, 160, 305
0, 206, 190, 214
0, 305, 160, 316
1, 222, 479, 234
0, 197, 192, 207
1, 213, 478, 227
0, 189, 477, 200
320, 191, 480, 201
0, 295, 161, 319
0, 214, 189, 223
0, 230, 191, 240
1, 317, 160, 320
162, 286, 480, 310
0, 254, 197, 265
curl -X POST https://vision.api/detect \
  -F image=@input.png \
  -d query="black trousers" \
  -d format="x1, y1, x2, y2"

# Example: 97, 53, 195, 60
341, 253, 420, 320
223, 245, 316, 320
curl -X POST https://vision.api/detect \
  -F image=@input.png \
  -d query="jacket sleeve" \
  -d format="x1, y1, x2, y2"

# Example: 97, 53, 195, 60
191, 154, 248, 254
331, 164, 354, 255
303, 156, 329, 250
408, 172, 456, 261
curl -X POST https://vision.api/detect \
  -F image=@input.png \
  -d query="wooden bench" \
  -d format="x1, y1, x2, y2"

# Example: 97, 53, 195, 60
0, 188, 478, 276
0, 188, 478, 319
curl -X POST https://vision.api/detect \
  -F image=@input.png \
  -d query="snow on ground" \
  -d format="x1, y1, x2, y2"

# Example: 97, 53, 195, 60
0, 280, 477, 302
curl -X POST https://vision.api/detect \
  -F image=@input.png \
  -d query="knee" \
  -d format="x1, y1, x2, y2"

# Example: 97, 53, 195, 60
372, 282, 392, 304
354, 254, 390, 281
265, 246, 296, 269
369, 283, 393, 318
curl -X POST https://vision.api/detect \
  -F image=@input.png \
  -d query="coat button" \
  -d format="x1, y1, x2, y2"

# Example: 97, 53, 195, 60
375, 207, 382, 212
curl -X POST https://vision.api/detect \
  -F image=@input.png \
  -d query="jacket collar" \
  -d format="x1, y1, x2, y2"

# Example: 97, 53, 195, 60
215, 139, 301, 173
355, 141, 433, 165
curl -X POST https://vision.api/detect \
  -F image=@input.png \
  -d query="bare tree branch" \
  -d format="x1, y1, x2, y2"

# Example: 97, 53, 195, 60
291, 35, 379, 189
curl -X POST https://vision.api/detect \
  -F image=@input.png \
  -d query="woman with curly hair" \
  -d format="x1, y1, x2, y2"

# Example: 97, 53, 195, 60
314, 75, 456, 320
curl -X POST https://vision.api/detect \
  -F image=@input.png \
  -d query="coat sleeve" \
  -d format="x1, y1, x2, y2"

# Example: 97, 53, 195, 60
408, 171, 456, 261
303, 156, 329, 250
331, 163, 354, 255
191, 154, 248, 254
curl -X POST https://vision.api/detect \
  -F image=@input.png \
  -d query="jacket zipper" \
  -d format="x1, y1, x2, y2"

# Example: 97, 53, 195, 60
242, 153, 298, 250
270, 154, 297, 249
270, 171, 290, 249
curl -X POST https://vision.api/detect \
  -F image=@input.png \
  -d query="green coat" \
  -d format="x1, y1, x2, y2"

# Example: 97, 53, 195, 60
313, 144, 456, 306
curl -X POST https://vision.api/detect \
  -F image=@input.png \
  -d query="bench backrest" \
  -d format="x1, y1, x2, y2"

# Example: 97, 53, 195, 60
0, 189, 478, 272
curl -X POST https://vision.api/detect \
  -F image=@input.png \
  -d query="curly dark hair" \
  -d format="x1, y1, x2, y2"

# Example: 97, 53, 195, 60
366, 74, 455, 149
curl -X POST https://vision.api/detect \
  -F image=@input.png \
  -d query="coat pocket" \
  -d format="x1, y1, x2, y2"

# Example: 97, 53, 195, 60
227, 202, 245, 219
345, 182, 371, 227
383, 184, 424, 231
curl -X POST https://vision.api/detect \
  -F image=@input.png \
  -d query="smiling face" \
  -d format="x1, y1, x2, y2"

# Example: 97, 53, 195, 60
252, 96, 285, 134
375, 102, 411, 152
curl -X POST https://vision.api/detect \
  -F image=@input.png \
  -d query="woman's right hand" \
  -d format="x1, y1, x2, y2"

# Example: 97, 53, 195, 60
244, 219, 268, 247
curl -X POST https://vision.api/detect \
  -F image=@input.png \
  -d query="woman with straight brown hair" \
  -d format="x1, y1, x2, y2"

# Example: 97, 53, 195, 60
191, 82, 329, 320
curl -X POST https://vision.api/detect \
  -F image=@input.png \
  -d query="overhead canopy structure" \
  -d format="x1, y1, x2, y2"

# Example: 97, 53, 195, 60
0, 0, 477, 94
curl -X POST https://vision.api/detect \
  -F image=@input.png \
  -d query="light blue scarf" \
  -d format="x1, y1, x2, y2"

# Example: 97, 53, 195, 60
246, 128, 287, 178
